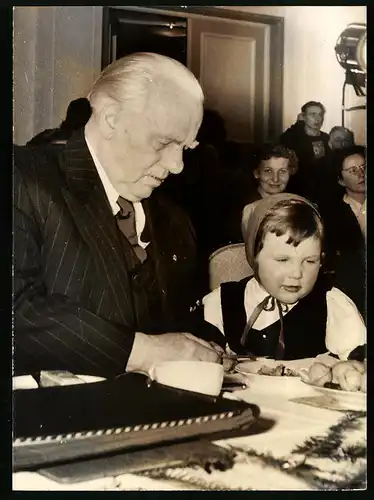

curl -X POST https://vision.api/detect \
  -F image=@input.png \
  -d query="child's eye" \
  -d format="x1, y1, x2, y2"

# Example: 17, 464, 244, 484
306, 259, 318, 264
275, 258, 289, 263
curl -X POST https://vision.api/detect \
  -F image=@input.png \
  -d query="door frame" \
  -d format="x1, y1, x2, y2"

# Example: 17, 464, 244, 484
102, 6, 284, 139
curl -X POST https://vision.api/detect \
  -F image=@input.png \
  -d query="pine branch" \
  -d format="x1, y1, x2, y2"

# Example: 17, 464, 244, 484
293, 411, 366, 459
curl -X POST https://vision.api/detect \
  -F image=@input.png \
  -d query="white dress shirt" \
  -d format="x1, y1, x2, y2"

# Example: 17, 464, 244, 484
85, 135, 149, 249
203, 278, 366, 360
343, 194, 366, 238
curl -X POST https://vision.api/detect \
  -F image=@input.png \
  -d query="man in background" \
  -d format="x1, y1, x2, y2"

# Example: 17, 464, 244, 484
26, 97, 92, 147
14, 52, 223, 379
310, 126, 356, 205
280, 101, 330, 198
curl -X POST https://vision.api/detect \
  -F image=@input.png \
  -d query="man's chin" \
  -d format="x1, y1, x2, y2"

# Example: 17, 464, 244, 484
117, 185, 153, 203
133, 184, 156, 201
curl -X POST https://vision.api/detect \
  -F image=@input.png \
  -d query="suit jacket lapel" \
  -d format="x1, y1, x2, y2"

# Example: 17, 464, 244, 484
59, 129, 136, 328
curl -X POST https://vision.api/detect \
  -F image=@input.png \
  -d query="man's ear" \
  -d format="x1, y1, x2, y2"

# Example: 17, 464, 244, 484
338, 176, 345, 188
99, 100, 122, 139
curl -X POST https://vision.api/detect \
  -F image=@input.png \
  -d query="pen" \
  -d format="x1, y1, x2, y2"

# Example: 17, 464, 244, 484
221, 382, 247, 392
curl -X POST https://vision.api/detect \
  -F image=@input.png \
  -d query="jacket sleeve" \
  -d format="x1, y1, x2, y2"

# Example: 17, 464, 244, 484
13, 164, 136, 378
279, 121, 304, 149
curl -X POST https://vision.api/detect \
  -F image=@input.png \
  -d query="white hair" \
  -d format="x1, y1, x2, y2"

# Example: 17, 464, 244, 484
88, 52, 204, 113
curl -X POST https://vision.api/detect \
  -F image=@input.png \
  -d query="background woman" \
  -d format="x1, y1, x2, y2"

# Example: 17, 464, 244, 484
242, 144, 298, 234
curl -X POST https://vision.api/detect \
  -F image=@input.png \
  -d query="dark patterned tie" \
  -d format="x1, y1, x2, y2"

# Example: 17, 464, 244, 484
116, 196, 147, 263
240, 295, 288, 359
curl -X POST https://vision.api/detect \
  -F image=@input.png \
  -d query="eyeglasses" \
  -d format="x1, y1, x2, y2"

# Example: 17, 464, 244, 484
342, 163, 366, 176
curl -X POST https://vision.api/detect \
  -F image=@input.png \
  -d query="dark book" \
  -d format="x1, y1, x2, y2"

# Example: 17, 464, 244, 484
13, 373, 259, 470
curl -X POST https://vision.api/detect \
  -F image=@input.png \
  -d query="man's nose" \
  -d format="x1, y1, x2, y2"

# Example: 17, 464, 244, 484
167, 148, 184, 174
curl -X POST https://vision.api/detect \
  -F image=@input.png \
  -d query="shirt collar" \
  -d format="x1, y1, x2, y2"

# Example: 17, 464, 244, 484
85, 134, 120, 216
245, 277, 271, 304
85, 134, 149, 247
343, 194, 365, 211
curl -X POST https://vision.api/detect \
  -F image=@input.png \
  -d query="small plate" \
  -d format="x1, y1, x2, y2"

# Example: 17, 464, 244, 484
234, 367, 317, 397
235, 357, 317, 376
302, 382, 366, 411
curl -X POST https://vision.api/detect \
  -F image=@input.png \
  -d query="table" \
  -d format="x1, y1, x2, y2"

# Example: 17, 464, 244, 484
12, 376, 366, 491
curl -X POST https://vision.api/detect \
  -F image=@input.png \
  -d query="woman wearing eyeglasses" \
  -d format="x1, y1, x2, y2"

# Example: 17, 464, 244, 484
319, 145, 366, 320
338, 147, 366, 238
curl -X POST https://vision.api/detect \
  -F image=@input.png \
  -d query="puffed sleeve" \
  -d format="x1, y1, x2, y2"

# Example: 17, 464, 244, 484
325, 287, 366, 360
202, 286, 225, 335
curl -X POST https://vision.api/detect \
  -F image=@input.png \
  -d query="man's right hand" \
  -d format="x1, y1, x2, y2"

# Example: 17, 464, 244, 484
126, 332, 222, 375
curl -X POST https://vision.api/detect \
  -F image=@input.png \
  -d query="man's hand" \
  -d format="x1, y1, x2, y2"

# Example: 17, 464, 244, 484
126, 332, 222, 375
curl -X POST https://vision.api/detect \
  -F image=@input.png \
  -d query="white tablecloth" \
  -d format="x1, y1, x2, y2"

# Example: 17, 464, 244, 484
12, 376, 366, 491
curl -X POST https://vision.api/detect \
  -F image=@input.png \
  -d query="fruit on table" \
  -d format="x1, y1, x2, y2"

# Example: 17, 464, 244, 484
308, 362, 332, 387
339, 369, 362, 391
330, 360, 364, 392
308, 359, 366, 392
331, 360, 365, 384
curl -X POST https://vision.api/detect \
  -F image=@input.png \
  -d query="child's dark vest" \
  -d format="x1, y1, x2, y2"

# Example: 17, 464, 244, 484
221, 275, 331, 360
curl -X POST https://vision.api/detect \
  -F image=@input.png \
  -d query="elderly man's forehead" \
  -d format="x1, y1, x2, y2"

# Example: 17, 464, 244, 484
146, 100, 201, 145
166, 109, 202, 142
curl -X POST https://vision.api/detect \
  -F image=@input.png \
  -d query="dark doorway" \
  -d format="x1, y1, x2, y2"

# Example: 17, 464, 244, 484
103, 9, 187, 68
102, 6, 284, 142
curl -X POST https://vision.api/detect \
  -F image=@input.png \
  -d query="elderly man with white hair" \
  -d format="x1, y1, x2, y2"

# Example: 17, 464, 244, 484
14, 53, 223, 379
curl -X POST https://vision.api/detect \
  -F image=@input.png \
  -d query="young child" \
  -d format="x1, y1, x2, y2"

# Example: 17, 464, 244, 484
203, 193, 366, 360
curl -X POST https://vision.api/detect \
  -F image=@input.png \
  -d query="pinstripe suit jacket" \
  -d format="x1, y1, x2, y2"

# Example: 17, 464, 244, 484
13, 130, 206, 377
